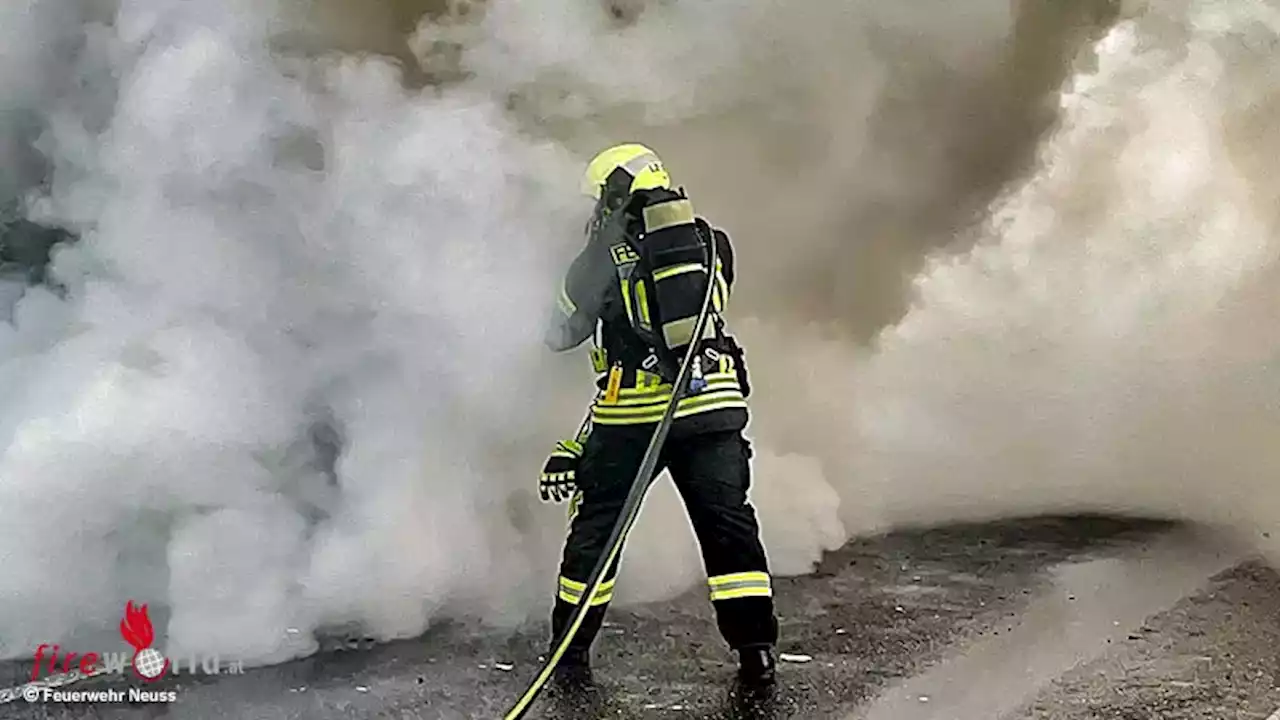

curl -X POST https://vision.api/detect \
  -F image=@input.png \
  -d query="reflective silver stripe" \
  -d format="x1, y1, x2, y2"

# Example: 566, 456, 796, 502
557, 280, 577, 316
622, 152, 660, 176
662, 316, 696, 348
661, 316, 717, 348
643, 199, 695, 233
710, 580, 769, 594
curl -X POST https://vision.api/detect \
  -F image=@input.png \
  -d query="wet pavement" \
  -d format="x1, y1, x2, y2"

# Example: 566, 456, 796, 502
3, 515, 1277, 720
1016, 559, 1280, 720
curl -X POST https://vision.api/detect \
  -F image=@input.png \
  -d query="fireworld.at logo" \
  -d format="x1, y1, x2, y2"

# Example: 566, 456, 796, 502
29, 600, 243, 683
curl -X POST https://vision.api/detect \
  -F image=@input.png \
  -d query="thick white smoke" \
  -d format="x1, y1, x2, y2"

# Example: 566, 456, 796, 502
2, 0, 1279, 671
0, 0, 583, 663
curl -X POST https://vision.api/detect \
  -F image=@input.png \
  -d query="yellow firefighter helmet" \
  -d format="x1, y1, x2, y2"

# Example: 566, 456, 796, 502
579, 143, 672, 200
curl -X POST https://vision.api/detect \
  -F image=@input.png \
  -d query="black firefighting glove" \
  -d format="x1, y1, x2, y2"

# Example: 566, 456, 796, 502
539, 439, 584, 503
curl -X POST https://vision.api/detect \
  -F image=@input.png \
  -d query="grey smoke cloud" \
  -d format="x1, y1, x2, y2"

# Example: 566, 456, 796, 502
2, 0, 1278, 672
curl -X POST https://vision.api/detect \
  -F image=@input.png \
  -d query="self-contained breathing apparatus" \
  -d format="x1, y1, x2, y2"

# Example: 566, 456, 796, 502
587, 165, 734, 395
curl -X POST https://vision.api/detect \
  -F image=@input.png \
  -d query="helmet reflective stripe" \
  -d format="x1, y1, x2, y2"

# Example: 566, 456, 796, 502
580, 143, 673, 199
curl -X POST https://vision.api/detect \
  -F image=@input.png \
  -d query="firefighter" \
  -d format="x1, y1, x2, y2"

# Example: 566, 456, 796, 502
539, 143, 779, 689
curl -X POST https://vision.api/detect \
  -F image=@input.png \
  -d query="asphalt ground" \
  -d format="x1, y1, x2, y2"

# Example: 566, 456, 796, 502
3, 515, 1276, 720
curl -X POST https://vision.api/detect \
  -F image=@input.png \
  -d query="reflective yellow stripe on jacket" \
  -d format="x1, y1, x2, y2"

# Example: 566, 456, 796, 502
590, 370, 746, 425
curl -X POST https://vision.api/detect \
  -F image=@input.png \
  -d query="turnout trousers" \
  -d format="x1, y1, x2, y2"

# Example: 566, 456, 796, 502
550, 420, 779, 653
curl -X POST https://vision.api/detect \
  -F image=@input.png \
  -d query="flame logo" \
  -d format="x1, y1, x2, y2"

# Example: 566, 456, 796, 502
120, 601, 154, 651
119, 601, 169, 682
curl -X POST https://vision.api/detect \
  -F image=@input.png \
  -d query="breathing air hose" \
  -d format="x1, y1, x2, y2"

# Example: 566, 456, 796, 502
502, 224, 720, 720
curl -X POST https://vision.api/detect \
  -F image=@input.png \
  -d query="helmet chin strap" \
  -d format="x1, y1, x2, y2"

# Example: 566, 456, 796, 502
584, 194, 610, 243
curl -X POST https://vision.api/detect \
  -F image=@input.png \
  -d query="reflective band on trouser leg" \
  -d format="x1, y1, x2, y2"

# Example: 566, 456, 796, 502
558, 576, 616, 606
708, 571, 773, 602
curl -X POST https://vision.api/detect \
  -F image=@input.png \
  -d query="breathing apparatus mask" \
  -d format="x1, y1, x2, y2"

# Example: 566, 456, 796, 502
583, 166, 641, 245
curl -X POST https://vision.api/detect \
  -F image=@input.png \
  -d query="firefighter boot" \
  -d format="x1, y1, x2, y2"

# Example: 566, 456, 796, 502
737, 645, 777, 686
552, 646, 594, 689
